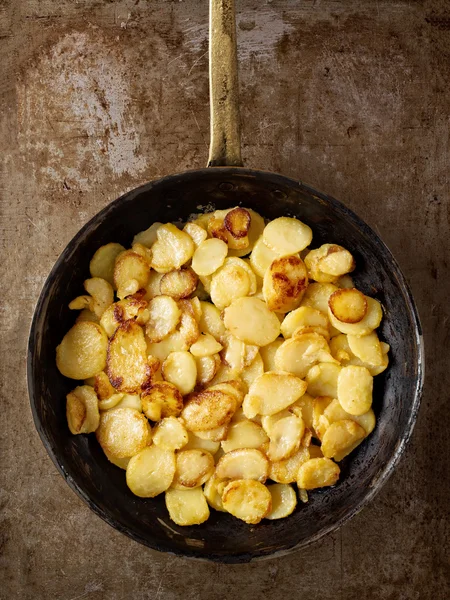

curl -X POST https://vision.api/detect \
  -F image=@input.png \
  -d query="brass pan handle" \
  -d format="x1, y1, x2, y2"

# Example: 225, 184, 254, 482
207, 0, 243, 167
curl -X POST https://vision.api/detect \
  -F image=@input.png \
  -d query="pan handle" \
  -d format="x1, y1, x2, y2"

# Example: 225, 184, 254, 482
207, 0, 243, 167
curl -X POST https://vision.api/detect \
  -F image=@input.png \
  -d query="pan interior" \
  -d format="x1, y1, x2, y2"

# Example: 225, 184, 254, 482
28, 168, 423, 562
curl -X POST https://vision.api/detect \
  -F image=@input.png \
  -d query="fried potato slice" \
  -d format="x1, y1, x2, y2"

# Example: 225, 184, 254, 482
330, 334, 389, 376
165, 487, 210, 525
153, 417, 188, 451
66, 385, 100, 434
183, 431, 220, 455
199, 301, 226, 341
328, 296, 382, 336
323, 399, 375, 436
151, 223, 195, 273
89, 242, 126, 286
312, 396, 334, 440
172, 449, 215, 488
267, 413, 305, 462
183, 222, 208, 248
146, 330, 187, 361
133, 222, 162, 247
337, 365, 373, 415
181, 386, 236, 431
76, 309, 100, 324
56, 321, 108, 380
321, 419, 366, 460
222, 480, 272, 524
297, 457, 340, 490
221, 334, 246, 372
319, 245, 355, 276
195, 354, 221, 386
337, 274, 355, 289
103, 449, 130, 470
131, 242, 153, 266
210, 262, 250, 310
250, 236, 280, 277
245, 371, 307, 416
224, 207, 251, 238
106, 320, 151, 393
227, 208, 265, 257
216, 448, 269, 482
259, 339, 283, 372
193, 425, 229, 442
97, 408, 151, 458
289, 392, 315, 430
145, 295, 182, 343
98, 393, 125, 411
269, 446, 310, 484
114, 393, 142, 412
263, 255, 308, 312
144, 270, 164, 300
82, 277, 114, 319
223, 297, 281, 346
203, 473, 228, 511
281, 306, 329, 339
159, 267, 198, 299
191, 238, 228, 277
190, 333, 223, 357
263, 217, 312, 255
224, 257, 257, 295
301, 282, 338, 314
94, 371, 116, 401
240, 352, 264, 392
69, 295, 92, 311
114, 251, 150, 299
328, 288, 367, 324
221, 420, 268, 453
100, 294, 149, 337
141, 381, 182, 421
347, 331, 384, 366
275, 333, 337, 379
126, 445, 175, 497
306, 363, 342, 398
162, 351, 197, 395
266, 484, 297, 520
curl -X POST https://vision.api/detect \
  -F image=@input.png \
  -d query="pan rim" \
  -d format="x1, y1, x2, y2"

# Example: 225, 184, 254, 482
27, 166, 424, 563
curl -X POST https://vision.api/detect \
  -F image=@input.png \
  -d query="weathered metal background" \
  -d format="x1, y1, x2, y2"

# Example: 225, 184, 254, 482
1, 0, 449, 598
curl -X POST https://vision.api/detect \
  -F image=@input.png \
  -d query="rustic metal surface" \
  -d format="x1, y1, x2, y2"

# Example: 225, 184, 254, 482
1, 0, 449, 597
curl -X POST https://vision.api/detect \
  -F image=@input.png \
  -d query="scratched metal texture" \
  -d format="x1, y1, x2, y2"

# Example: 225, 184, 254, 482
0, 0, 449, 598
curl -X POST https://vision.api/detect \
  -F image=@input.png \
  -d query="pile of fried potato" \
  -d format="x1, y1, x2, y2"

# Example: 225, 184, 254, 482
56, 207, 388, 526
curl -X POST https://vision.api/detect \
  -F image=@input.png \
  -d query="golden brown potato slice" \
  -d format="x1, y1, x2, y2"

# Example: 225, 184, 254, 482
245, 371, 307, 416
330, 334, 389, 376
66, 385, 100, 434
301, 282, 338, 313
210, 262, 251, 310
312, 396, 334, 440
328, 296, 382, 336
162, 351, 197, 395
199, 301, 226, 340
195, 354, 221, 386
98, 393, 124, 411
281, 306, 329, 339
223, 297, 281, 346
207, 216, 229, 243
222, 480, 272, 524
337, 365, 373, 415
203, 473, 228, 512
224, 257, 258, 295
89, 242, 126, 286
191, 238, 228, 277
265, 484, 297, 520
76, 309, 100, 324
347, 331, 383, 366
321, 419, 366, 460
106, 320, 152, 393
126, 445, 175, 497
224, 207, 251, 238
165, 487, 210, 526
263, 217, 312, 255
172, 449, 215, 488
297, 457, 340, 490
328, 288, 367, 324
114, 250, 150, 299
177, 303, 200, 348
100, 295, 148, 338
94, 371, 116, 401
263, 255, 308, 312
318, 245, 355, 277
151, 224, 195, 273
144, 270, 164, 301
56, 321, 108, 380
275, 333, 337, 379
159, 267, 198, 299
227, 208, 265, 257
289, 392, 315, 431
221, 420, 269, 453
145, 295, 182, 343
146, 330, 187, 362
132, 222, 162, 247
269, 446, 310, 484
97, 407, 151, 458
103, 448, 130, 470
323, 399, 375, 436
141, 381, 183, 421
114, 393, 142, 412
190, 333, 223, 357
306, 363, 342, 398
181, 386, 236, 431
153, 417, 188, 451
267, 413, 305, 462
183, 222, 208, 248
216, 448, 269, 482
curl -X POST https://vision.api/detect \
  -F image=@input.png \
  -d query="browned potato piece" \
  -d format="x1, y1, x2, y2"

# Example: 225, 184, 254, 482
328, 288, 368, 324
94, 371, 115, 401
224, 207, 251, 238
56, 321, 108, 380
208, 216, 228, 243
141, 382, 183, 421
321, 419, 366, 460
66, 385, 100, 434
181, 387, 236, 431
269, 446, 311, 484
151, 224, 195, 273
160, 268, 198, 299
172, 449, 215, 488
89, 242, 126, 286
222, 480, 272, 524
165, 487, 210, 525
297, 457, 340, 490
318, 245, 355, 276
263, 255, 308, 313
106, 320, 152, 393
203, 474, 228, 511
114, 251, 150, 299
195, 354, 221, 386
96, 407, 151, 458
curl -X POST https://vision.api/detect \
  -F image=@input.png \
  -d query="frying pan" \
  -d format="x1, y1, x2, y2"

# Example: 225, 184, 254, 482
27, 0, 424, 563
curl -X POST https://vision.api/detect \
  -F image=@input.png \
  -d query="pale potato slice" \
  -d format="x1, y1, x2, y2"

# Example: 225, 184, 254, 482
193, 425, 229, 442
153, 417, 188, 451
172, 449, 215, 488
328, 296, 382, 336
222, 480, 272, 524
126, 445, 175, 497
250, 236, 279, 277
216, 448, 269, 482
266, 484, 297, 520
133, 222, 162, 247
347, 332, 384, 366
221, 334, 246, 372
114, 393, 142, 412
76, 309, 100, 324
269, 446, 310, 484
56, 321, 108, 380
328, 288, 367, 324
106, 320, 151, 393
267, 414, 305, 461
281, 306, 329, 339
330, 334, 389, 376
301, 282, 338, 313
177, 303, 200, 348
261, 410, 291, 435
98, 393, 124, 411
263, 255, 308, 312
159, 268, 198, 299
145, 295, 182, 344
221, 420, 268, 453
203, 474, 228, 512
103, 448, 130, 470
297, 457, 340, 490
189, 296, 203, 322
89, 242, 126, 286
146, 330, 187, 362
144, 270, 164, 300
165, 487, 210, 526
190, 333, 223, 357
69, 295, 92, 311
275, 333, 337, 379
321, 419, 366, 460
208, 364, 241, 387
323, 399, 376, 436
259, 339, 283, 372
240, 352, 264, 392
263, 217, 312, 255
246, 371, 307, 416
337, 365, 373, 415
94, 371, 115, 401
243, 343, 259, 367
224, 257, 257, 295
181, 386, 236, 431
114, 251, 150, 299
97, 408, 151, 458
293, 325, 330, 340
161, 351, 197, 395
199, 301, 226, 340
183, 222, 208, 248
191, 238, 228, 277
183, 431, 220, 454
131, 243, 153, 266
66, 385, 100, 434
223, 297, 281, 346
151, 224, 195, 273
142, 381, 183, 420
337, 274, 355, 289
312, 395, 334, 440
195, 354, 221, 386
318, 245, 355, 276
211, 380, 245, 404
306, 363, 341, 398
289, 393, 315, 430
210, 262, 250, 310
